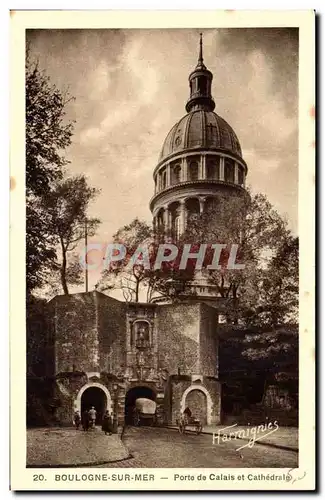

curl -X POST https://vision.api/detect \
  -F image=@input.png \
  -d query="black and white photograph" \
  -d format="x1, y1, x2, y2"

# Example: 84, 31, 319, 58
9, 9, 315, 491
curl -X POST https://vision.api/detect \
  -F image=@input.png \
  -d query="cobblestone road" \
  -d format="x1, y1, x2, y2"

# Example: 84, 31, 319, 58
95, 426, 298, 468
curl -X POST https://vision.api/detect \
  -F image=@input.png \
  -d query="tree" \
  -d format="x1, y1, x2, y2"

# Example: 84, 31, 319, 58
183, 191, 292, 320
219, 324, 298, 414
45, 253, 84, 297
182, 191, 298, 408
26, 51, 74, 293
218, 230, 298, 413
97, 218, 152, 302
97, 218, 196, 302
45, 175, 100, 295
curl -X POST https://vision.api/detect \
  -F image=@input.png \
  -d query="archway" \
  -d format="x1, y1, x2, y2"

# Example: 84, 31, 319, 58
125, 386, 156, 425
180, 385, 213, 425
186, 390, 207, 424
186, 198, 200, 222
75, 383, 112, 425
81, 387, 106, 425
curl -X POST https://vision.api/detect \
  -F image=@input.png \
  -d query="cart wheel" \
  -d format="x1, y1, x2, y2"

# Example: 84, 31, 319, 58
196, 423, 202, 435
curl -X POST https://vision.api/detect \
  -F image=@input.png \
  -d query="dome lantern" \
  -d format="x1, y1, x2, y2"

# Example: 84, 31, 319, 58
186, 33, 215, 113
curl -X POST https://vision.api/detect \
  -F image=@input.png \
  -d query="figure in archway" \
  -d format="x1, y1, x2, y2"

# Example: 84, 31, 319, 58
88, 406, 97, 429
101, 410, 113, 435
73, 410, 81, 430
81, 409, 90, 431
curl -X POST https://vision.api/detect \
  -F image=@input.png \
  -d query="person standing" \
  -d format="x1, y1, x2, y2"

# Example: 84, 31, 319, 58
101, 410, 113, 436
88, 406, 97, 428
81, 409, 90, 431
183, 406, 192, 424
73, 410, 81, 430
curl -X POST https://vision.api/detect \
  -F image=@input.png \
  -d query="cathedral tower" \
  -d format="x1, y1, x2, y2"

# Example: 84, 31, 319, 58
150, 34, 248, 301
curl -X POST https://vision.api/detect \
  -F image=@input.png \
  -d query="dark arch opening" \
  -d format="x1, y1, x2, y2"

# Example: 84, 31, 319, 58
186, 198, 200, 221
124, 386, 156, 426
81, 387, 107, 425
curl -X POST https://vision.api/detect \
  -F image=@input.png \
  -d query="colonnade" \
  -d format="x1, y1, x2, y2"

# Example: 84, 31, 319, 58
153, 196, 211, 237
154, 154, 245, 194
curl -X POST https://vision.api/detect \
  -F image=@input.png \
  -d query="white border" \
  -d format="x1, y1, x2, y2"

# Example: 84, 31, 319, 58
8, 8, 316, 492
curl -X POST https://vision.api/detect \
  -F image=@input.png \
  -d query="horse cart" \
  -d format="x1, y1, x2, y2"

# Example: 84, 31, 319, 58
178, 414, 203, 435
133, 398, 157, 426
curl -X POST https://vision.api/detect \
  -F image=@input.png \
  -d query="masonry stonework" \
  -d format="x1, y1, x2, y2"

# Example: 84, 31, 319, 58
45, 290, 222, 426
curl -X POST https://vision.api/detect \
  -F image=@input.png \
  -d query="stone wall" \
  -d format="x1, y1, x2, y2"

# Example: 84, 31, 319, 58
96, 292, 127, 375
204, 377, 222, 424
157, 303, 201, 375
51, 292, 99, 374
199, 303, 219, 377
43, 291, 222, 426
169, 378, 191, 424
50, 291, 127, 376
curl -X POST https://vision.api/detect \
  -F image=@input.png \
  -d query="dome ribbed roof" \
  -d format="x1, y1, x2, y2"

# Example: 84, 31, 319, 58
159, 110, 242, 163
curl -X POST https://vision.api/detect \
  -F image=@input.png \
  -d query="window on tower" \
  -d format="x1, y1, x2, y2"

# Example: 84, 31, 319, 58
238, 166, 244, 186
161, 169, 167, 189
224, 159, 235, 183
189, 161, 199, 181
171, 164, 181, 185
207, 159, 220, 180
157, 210, 164, 231
197, 76, 207, 94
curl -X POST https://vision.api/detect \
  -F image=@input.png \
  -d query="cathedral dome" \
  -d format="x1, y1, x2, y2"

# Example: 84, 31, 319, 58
159, 110, 242, 163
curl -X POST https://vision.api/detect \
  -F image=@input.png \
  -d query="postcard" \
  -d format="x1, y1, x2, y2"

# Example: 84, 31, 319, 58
10, 9, 315, 491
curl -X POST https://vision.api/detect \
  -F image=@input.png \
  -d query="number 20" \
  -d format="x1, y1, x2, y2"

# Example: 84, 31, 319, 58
33, 474, 45, 481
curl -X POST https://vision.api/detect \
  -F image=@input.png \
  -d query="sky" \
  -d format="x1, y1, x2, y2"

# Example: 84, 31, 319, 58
27, 28, 298, 293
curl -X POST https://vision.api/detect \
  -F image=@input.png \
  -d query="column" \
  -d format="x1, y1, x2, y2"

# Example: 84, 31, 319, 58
164, 206, 171, 233
182, 157, 188, 182
166, 164, 171, 187
220, 157, 225, 181
168, 210, 173, 234
180, 200, 186, 234
200, 155, 207, 179
199, 197, 205, 214
234, 163, 239, 184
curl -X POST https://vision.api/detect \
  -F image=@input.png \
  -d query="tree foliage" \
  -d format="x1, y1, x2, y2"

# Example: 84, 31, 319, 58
44, 175, 100, 295
26, 51, 74, 293
97, 218, 152, 302
96, 218, 196, 302
183, 191, 297, 326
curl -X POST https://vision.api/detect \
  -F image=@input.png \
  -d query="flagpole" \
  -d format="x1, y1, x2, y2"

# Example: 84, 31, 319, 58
85, 218, 88, 292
